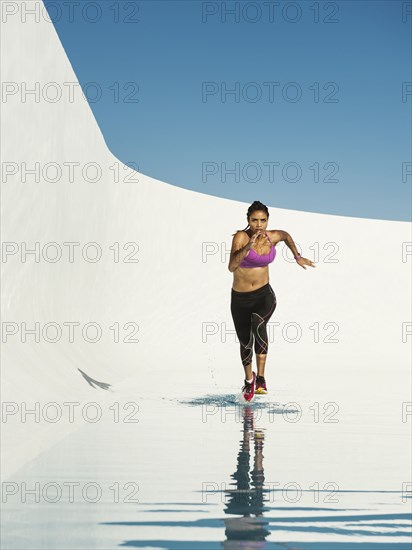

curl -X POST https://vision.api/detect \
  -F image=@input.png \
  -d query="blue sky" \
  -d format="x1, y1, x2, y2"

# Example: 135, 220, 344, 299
46, 0, 411, 221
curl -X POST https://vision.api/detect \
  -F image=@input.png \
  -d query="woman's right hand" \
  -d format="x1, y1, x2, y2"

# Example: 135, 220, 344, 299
249, 230, 263, 246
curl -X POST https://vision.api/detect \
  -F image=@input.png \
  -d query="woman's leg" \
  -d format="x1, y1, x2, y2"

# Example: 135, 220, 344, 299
251, 285, 277, 377
230, 293, 254, 380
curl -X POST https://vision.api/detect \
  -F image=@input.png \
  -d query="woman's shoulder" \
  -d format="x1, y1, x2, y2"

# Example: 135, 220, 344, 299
232, 230, 249, 240
266, 229, 285, 245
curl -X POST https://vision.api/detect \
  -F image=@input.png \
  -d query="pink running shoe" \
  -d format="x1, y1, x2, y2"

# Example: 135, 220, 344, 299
242, 372, 256, 402
255, 375, 267, 394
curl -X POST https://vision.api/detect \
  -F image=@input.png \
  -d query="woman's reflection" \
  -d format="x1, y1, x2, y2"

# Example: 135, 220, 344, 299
222, 406, 270, 548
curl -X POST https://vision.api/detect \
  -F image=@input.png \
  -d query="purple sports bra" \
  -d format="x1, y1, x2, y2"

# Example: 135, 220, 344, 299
239, 231, 276, 269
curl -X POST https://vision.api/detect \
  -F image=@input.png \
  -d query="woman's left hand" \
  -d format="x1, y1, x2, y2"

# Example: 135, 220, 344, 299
296, 257, 316, 270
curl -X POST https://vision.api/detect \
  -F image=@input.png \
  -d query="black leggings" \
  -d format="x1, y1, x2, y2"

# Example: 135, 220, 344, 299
230, 283, 277, 368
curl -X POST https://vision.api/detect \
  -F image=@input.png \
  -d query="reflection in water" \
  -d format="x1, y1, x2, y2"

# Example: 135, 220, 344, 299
222, 406, 271, 549
94, 396, 411, 550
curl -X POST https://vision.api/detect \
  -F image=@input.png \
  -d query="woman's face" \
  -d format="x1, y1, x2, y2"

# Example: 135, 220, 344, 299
248, 210, 268, 233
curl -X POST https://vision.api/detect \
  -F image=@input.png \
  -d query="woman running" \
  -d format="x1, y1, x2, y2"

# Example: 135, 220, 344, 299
228, 201, 315, 401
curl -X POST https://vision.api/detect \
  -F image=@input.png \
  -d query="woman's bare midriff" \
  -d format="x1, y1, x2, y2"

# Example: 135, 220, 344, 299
232, 231, 275, 292
232, 265, 270, 292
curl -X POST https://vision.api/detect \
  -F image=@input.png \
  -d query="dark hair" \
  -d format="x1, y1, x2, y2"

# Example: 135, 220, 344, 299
232, 201, 269, 236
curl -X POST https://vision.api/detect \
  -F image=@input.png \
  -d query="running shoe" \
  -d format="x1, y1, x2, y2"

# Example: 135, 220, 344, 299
242, 372, 256, 402
255, 375, 267, 394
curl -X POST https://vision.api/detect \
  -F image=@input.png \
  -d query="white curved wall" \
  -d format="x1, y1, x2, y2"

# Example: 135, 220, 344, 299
1, 0, 411, 482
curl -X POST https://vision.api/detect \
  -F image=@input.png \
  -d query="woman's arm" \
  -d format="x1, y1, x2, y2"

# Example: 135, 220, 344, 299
272, 230, 316, 270
228, 232, 253, 272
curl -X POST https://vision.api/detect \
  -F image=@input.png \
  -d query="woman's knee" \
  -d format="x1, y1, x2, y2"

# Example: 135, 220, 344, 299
251, 312, 267, 332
